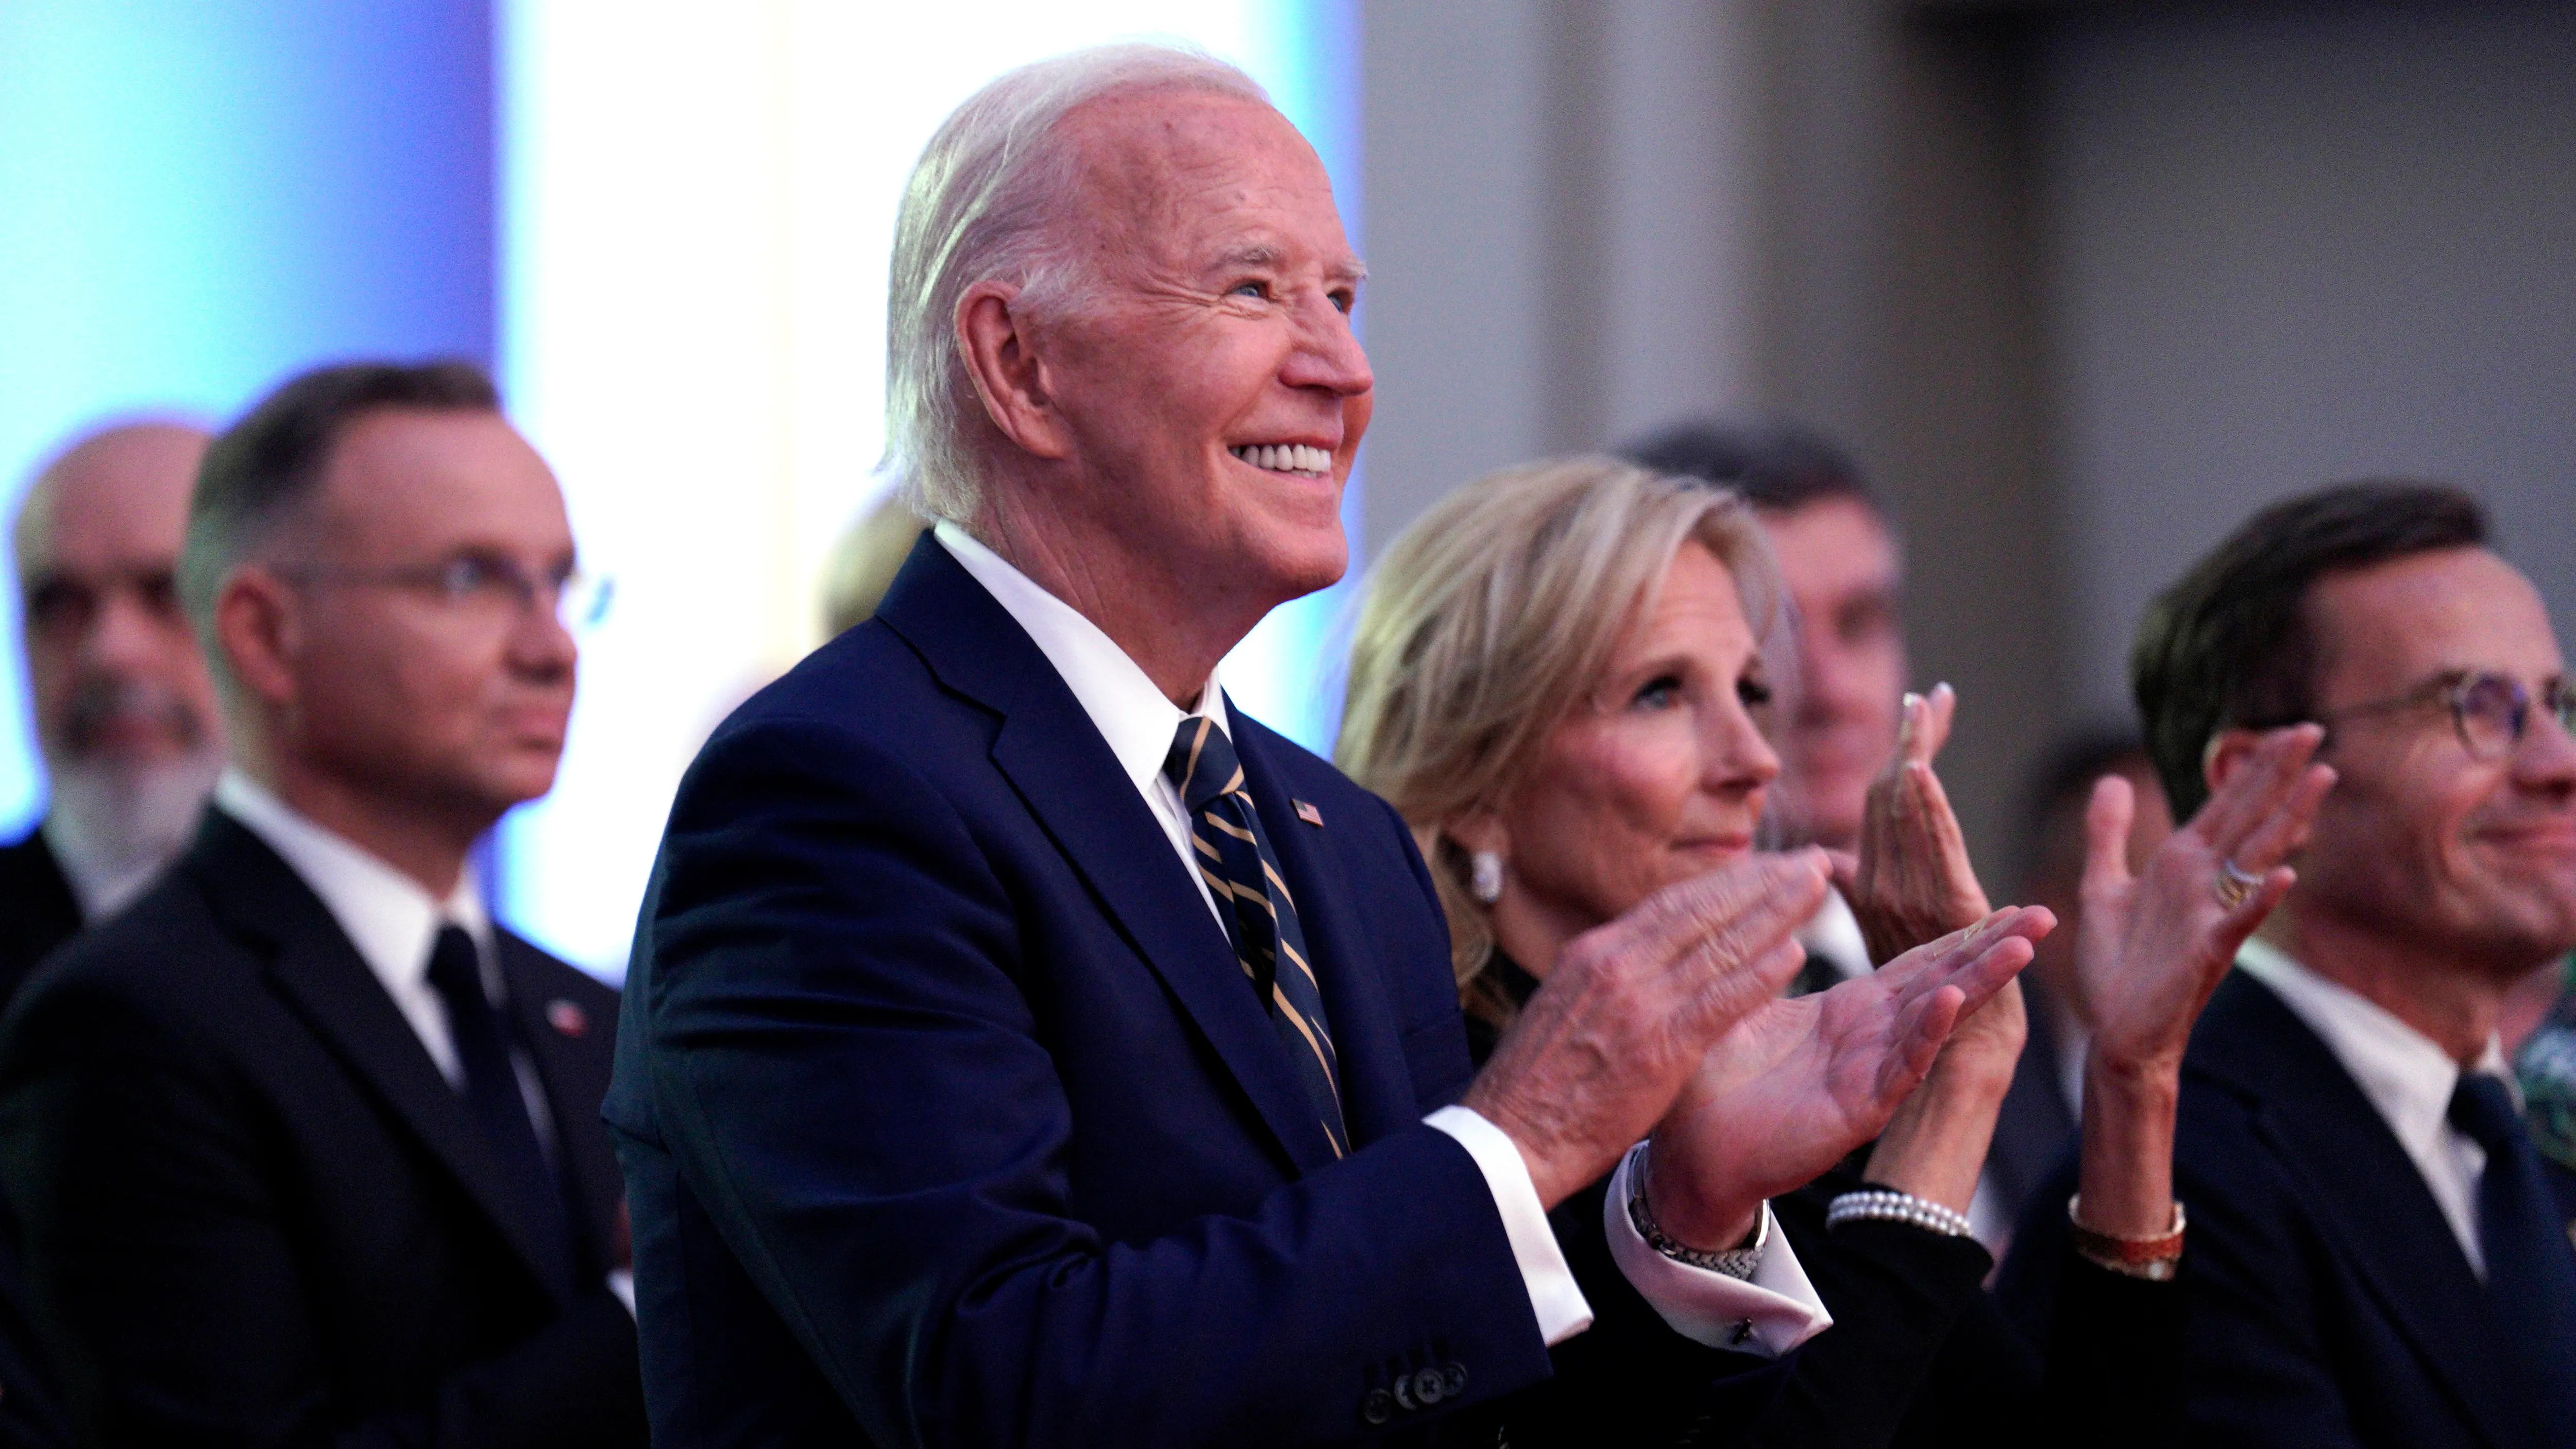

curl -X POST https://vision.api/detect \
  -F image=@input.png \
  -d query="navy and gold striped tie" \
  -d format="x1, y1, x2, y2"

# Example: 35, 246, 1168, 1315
1164, 717, 1348, 1157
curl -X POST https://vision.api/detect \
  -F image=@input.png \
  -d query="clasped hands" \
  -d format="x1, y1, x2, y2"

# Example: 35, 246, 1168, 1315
1461, 692, 2051, 1250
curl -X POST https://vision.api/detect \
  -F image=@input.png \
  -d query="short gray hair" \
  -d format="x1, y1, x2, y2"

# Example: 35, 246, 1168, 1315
883, 43, 1270, 523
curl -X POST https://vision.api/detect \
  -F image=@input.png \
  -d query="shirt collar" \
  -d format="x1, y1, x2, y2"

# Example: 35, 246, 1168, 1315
2235, 937, 2513, 1146
933, 520, 1230, 792
213, 768, 488, 996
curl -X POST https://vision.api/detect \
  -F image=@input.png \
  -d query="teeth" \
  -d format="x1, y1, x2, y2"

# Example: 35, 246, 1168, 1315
1230, 444, 1332, 474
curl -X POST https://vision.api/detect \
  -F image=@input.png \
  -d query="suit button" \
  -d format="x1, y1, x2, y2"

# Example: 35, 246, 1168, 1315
1362, 1388, 1395, 1425
1412, 1368, 1447, 1407
1443, 1361, 1469, 1396
1393, 1374, 1418, 1412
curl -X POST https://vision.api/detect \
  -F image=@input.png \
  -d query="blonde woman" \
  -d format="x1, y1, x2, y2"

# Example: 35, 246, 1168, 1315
1341, 456, 2332, 1448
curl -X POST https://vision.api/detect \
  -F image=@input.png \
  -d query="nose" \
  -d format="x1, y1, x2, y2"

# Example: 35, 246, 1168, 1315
504, 595, 580, 684
2512, 696, 2576, 791
80, 586, 179, 678
1280, 292, 1373, 402
1705, 695, 1784, 798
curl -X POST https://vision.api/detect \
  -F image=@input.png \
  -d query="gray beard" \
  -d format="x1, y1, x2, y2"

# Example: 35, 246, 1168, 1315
43, 746, 224, 919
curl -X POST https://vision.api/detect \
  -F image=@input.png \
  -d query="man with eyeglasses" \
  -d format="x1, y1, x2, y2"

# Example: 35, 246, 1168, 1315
2006, 480, 2576, 1449
0, 361, 645, 1447
2, 421, 220, 1011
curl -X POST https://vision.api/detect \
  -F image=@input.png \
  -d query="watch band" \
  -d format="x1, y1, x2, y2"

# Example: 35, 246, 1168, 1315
1625, 1145, 1767, 1278
2067, 1195, 2187, 1281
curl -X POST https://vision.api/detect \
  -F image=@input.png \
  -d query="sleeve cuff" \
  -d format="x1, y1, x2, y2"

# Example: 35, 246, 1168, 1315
1602, 1144, 1834, 1356
606, 1267, 636, 1318
1422, 1105, 1596, 1345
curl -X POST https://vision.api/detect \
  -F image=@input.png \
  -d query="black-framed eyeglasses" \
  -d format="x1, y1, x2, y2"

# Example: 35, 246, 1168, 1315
285, 553, 614, 632
2313, 669, 2576, 762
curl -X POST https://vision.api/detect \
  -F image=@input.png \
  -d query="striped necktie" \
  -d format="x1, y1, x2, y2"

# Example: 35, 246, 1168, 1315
1164, 717, 1347, 1157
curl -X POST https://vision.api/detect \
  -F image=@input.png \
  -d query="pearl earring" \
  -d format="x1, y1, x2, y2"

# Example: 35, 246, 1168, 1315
1470, 850, 1504, 905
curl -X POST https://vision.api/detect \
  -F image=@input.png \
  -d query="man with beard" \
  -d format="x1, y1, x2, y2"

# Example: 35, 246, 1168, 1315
3, 422, 222, 1004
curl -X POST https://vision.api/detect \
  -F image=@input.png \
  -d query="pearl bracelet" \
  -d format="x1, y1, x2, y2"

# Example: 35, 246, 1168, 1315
1824, 1187, 1977, 1239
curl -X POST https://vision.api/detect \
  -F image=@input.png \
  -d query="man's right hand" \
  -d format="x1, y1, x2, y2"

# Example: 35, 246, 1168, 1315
1460, 850, 1833, 1208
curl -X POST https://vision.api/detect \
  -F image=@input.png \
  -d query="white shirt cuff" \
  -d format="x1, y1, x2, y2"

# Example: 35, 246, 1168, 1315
606, 1267, 636, 1318
1423, 1105, 1596, 1345
1603, 1144, 1833, 1356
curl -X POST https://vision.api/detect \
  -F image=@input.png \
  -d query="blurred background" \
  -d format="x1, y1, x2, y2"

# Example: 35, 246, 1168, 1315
4, 0, 2570, 978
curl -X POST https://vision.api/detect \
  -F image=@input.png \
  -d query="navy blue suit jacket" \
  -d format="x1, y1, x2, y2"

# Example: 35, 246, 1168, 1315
2011, 969, 2569, 1449
609, 539, 1589, 1447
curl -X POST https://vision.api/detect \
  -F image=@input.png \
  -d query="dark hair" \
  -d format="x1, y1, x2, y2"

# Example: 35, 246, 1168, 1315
2018, 724, 2151, 888
180, 359, 500, 633
2131, 479, 2487, 821
1620, 418, 1883, 519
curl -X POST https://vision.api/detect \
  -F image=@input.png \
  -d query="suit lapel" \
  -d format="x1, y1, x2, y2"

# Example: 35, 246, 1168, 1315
1229, 712, 1419, 1147
500, 936, 621, 1274
2201, 974, 2527, 1445
190, 813, 572, 1302
879, 539, 1341, 1175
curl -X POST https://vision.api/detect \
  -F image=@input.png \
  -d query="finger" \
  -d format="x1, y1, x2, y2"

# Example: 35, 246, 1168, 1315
1882, 982, 1968, 1102
2081, 774, 2137, 897
1825, 847, 1861, 897
2205, 864, 2296, 966
1880, 904, 2044, 997
1920, 682, 1957, 763
1896, 691, 1927, 770
1902, 760, 1991, 917
2217, 759, 2336, 876
1629, 849, 1831, 977
1677, 936, 1812, 1047
2197, 724, 2325, 859
1939, 932, 2038, 1019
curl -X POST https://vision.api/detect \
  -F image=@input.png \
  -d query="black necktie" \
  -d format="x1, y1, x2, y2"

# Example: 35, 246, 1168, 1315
2448, 1072, 2576, 1430
1164, 718, 1347, 1157
426, 924, 573, 1292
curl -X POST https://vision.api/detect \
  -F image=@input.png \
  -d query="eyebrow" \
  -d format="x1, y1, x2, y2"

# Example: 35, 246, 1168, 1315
1208, 243, 1370, 284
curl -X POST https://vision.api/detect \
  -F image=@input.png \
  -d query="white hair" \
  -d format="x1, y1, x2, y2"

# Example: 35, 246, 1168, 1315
883, 43, 1272, 523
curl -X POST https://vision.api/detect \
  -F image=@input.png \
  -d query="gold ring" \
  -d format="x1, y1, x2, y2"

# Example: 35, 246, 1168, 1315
2214, 859, 2261, 910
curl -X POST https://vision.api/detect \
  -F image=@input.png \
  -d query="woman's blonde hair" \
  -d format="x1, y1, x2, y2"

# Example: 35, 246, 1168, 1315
1336, 455, 1782, 1033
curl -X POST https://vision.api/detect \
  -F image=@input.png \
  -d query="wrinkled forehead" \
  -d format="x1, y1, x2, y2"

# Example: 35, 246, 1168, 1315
2309, 545, 2564, 698
1056, 90, 1354, 272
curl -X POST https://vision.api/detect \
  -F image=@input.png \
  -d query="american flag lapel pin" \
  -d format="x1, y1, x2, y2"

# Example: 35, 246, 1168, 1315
1293, 799, 1324, 828
546, 999, 590, 1038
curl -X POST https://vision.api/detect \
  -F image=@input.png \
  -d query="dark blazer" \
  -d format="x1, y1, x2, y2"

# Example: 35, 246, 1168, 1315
0, 828, 80, 1012
0, 811, 644, 1449
1981, 982, 2079, 1236
2008, 969, 2564, 1449
609, 538, 1767, 1448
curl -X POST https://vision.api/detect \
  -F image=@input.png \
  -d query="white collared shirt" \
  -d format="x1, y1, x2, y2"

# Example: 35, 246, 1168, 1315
1797, 888, 1873, 984
2236, 937, 2512, 1276
213, 770, 555, 1148
931, 524, 1832, 1355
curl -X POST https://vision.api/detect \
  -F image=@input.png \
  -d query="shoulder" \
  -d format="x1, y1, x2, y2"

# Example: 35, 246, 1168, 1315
499, 929, 620, 1012
0, 869, 236, 1065
1230, 712, 1422, 857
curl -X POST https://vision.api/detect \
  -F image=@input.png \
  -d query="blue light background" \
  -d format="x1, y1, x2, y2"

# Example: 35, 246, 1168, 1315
0, 0, 497, 839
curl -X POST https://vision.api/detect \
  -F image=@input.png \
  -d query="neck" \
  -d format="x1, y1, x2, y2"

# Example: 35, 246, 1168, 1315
240, 749, 484, 901
971, 477, 1276, 708
1488, 894, 1588, 981
2261, 905, 2506, 1065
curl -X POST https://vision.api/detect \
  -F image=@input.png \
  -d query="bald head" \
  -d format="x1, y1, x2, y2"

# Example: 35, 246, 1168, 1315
15, 419, 217, 770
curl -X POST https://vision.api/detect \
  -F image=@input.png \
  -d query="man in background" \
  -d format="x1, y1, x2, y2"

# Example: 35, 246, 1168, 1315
1, 422, 220, 1003
1624, 422, 1908, 990
0, 361, 642, 1447
2017, 480, 2576, 1448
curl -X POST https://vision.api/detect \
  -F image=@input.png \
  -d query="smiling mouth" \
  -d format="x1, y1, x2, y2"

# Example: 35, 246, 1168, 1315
1230, 444, 1333, 478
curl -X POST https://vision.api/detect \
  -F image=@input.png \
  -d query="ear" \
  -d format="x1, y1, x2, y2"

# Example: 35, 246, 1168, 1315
212, 565, 302, 709
956, 282, 1076, 463
1443, 810, 1511, 859
2202, 727, 2268, 799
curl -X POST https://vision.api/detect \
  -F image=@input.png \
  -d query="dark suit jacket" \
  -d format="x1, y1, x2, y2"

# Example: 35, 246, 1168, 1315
0, 811, 645, 1449
1981, 983, 2079, 1238
2008, 969, 2567, 1449
0, 828, 80, 1013
609, 538, 1765, 1448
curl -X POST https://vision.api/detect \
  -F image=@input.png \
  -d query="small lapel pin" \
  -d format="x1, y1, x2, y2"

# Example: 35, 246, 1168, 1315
546, 999, 589, 1038
1293, 799, 1324, 828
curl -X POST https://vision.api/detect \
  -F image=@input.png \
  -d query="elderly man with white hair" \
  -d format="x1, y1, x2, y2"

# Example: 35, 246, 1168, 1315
608, 44, 2038, 1448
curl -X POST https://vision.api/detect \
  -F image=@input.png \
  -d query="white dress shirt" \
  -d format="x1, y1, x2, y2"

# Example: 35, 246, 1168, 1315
1797, 888, 1873, 985
213, 770, 554, 1147
934, 523, 1833, 1355
2236, 937, 2514, 1277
